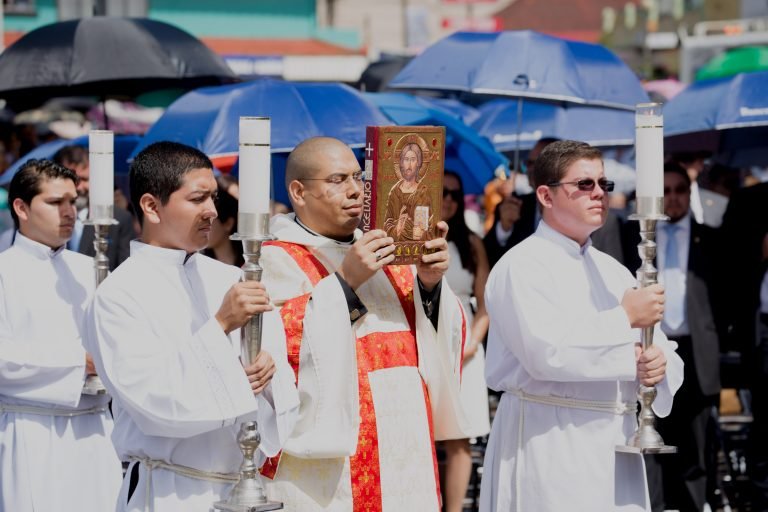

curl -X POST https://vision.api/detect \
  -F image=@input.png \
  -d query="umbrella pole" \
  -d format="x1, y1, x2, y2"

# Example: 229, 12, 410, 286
514, 96, 523, 173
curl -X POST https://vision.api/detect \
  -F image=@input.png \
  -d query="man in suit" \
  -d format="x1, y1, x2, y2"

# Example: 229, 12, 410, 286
647, 162, 725, 512
484, 137, 626, 268
52, 145, 134, 270
720, 180, 768, 509
674, 152, 728, 228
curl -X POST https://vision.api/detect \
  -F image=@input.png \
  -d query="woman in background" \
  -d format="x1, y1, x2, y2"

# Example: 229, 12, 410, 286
441, 171, 492, 512
203, 175, 244, 267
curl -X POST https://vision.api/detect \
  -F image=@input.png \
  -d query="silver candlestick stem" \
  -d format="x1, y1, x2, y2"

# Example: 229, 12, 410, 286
617, 199, 676, 454
215, 213, 282, 512
82, 216, 118, 396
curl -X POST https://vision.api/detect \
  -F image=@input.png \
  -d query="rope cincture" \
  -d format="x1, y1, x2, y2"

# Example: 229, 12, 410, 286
128, 456, 240, 511
0, 402, 108, 417
507, 388, 637, 511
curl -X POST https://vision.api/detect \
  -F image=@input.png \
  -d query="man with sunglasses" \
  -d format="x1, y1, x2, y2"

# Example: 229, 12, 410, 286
480, 140, 683, 512
259, 136, 469, 511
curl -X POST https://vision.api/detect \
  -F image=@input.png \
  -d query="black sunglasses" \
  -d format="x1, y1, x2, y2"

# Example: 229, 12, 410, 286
547, 178, 615, 192
443, 188, 462, 201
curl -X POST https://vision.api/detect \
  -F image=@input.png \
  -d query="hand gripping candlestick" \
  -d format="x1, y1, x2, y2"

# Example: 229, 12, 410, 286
618, 103, 676, 454
214, 117, 281, 512
82, 130, 117, 396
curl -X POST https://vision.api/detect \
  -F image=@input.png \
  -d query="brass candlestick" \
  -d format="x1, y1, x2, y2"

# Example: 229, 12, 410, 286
214, 212, 282, 512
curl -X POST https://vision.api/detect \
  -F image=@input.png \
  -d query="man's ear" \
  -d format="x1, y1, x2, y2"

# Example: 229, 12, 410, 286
12, 198, 29, 223
536, 184, 554, 211
139, 193, 162, 225
287, 180, 305, 208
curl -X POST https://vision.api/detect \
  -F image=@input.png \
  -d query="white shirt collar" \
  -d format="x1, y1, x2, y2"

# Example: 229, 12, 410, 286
536, 220, 592, 258
129, 240, 196, 266
13, 231, 66, 260
662, 212, 691, 234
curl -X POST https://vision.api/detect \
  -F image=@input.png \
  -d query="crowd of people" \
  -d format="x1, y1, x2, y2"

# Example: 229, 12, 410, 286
0, 132, 765, 512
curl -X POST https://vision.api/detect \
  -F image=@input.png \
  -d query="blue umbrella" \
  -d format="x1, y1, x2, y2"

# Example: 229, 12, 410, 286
421, 97, 481, 125
389, 31, 648, 171
131, 79, 388, 207
0, 134, 141, 186
130, 78, 389, 168
365, 92, 508, 194
664, 71, 768, 166
389, 31, 649, 110
472, 99, 636, 152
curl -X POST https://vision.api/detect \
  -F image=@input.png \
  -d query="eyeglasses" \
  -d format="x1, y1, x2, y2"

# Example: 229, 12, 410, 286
443, 188, 462, 201
300, 170, 364, 187
547, 178, 615, 192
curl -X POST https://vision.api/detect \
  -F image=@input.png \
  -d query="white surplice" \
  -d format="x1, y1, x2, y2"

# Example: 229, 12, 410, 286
86, 241, 299, 511
480, 221, 684, 512
0, 233, 122, 511
260, 214, 470, 512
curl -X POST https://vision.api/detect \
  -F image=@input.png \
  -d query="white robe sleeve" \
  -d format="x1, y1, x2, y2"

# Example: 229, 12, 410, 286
262, 273, 360, 459
414, 275, 472, 440
650, 327, 684, 418
0, 279, 85, 407
486, 261, 637, 383
252, 318, 300, 459
86, 288, 259, 439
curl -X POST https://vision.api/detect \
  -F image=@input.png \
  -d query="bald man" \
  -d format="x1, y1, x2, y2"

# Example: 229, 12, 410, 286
259, 137, 469, 511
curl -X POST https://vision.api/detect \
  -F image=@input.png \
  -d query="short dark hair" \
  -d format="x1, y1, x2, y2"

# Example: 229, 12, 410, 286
129, 141, 213, 224
531, 140, 603, 189
52, 145, 89, 168
9, 159, 78, 229
663, 161, 691, 187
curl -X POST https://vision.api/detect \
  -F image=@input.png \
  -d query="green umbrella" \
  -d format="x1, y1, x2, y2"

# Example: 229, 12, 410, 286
696, 46, 768, 81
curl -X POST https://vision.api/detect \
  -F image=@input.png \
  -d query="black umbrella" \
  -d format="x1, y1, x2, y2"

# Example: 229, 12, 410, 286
0, 17, 238, 111
356, 55, 412, 92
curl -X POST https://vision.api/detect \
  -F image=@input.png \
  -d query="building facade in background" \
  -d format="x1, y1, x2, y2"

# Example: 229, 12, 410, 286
2, 0, 768, 83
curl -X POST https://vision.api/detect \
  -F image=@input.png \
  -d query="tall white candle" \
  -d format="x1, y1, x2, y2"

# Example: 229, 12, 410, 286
238, 117, 271, 218
88, 130, 114, 220
635, 103, 664, 213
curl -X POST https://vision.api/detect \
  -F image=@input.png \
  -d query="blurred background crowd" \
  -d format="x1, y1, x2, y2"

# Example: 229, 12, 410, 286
0, 1, 767, 511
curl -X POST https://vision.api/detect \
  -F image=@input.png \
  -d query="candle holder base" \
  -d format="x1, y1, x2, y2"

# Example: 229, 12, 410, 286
615, 444, 677, 455
82, 375, 107, 395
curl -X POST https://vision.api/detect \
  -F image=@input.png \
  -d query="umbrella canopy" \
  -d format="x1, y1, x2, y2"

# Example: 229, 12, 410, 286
357, 55, 413, 92
389, 30, 649, 110
131, 79, 388, 168
422, 97, 482, 125
696, 46, 768, 81
131, 79, 388, 205
0, 17, 237, 110
0, 134, 141, 186
664, 71, 768, 166
472, 99, 636, 152
365, 92, 508, 194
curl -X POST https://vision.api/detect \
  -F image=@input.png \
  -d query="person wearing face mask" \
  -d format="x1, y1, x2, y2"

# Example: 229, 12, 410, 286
85, 142, 298, 511
0, 159, 123, 511
480, 140, 683, 512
